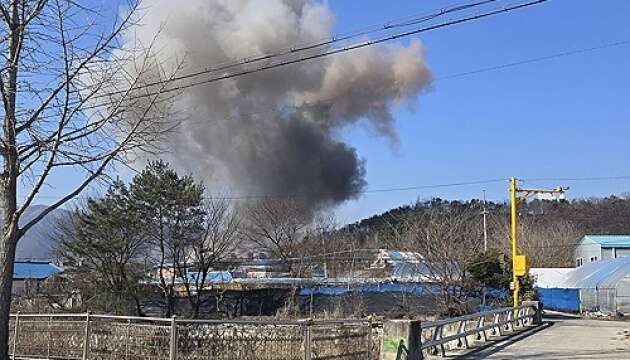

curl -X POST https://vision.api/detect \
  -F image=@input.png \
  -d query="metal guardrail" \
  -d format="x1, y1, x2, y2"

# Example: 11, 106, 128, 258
418, 305, 536, 357
8, 312, 379, 360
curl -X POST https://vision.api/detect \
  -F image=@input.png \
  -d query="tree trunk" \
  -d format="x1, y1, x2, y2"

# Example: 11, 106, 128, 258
1, 3, 21, 356
0, 227, 18, 359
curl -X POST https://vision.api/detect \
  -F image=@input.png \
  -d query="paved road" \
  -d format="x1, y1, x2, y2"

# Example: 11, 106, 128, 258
457, 313, 630, 359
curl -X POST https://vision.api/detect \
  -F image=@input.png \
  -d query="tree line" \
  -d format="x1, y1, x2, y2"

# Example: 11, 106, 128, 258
52, 160, 332, 318
51, 172, 630, 318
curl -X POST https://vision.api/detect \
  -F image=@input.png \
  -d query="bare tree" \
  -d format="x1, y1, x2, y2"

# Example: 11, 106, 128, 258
0, 1, 181, 354
489, 213, 580, 268
241, 198, 311, 273
180, 197, 241, 318
384, 208, 484, 315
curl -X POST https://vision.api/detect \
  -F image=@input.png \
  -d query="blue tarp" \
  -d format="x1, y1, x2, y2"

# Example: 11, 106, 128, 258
537, 287, 580, 312
299, 283, 441, 296
299, 284, 510, 298
13, 261, 63, 280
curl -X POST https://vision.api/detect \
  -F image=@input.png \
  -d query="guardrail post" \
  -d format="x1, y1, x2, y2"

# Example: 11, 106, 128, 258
476, 316, 487, 342
302, 320, 312, 360
522, 301, 542, 325
380, 320, 421, 360
12, 311, 20, 359
456, 320, 469, 349
492, 313, 502, 336
408, 320, 421, 360
430, 324, 446, 357
82, 312, 91, 360
506, 310, 514, 331
169, 316, 178, 360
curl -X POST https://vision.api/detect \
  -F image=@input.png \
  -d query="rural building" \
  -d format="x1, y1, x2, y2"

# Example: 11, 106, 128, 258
12, 260, 63, 296
574, 235, 630, 267
369, 249, 434, 281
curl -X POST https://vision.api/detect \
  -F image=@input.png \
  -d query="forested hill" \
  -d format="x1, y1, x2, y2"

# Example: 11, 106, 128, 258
342, 195, 630, 245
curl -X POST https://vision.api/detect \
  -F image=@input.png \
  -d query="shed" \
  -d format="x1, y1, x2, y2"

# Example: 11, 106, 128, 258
370, 249, 436, 281
12, 260, 63, 296
575, 235, 630, 267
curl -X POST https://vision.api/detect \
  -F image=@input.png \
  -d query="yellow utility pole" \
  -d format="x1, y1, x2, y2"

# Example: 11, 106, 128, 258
509, 177, 567, 308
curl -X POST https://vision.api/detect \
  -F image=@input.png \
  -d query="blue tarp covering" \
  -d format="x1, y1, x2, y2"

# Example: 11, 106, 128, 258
299, 283, 442, 296
537, 287, 580, 312
13, 261, 63, 280
299, 283, 510, 298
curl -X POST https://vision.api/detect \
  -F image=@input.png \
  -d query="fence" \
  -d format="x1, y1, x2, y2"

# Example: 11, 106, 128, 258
8, 313, 380, 360
418, 304, 536, 357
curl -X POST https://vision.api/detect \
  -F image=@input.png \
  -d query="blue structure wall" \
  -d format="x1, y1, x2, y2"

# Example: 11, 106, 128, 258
537, 288, 580, 312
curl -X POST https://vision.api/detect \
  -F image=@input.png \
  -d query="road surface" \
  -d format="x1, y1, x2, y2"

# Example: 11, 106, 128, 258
457, 313, 630, 359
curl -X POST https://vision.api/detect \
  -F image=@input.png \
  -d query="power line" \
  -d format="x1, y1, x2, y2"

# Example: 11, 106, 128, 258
211, 178, 510, 200
11, 0, 498, 119
26, 174, 630, 203
177, 37, 630, 127
28, 178, 509, 201
85, 0, 499, 101
437, 40, 630, 80
522, 175, 630, 182
27, 0, 547, 120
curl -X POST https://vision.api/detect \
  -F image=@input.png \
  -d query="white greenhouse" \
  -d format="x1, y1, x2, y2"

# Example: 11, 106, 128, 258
559, 256, 630, 314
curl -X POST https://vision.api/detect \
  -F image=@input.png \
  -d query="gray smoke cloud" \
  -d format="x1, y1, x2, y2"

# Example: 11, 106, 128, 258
124, 0, 431, 209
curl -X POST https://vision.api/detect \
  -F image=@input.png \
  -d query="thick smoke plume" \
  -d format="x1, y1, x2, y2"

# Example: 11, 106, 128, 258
124, 0, 431, 209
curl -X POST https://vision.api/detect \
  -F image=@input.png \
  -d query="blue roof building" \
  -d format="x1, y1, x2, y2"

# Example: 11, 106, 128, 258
12, 260, 63, 296
13, 260, 63, 280
575, 235, 630, 267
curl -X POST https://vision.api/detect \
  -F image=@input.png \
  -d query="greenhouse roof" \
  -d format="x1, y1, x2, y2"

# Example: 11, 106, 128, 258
560, 256, 630, 289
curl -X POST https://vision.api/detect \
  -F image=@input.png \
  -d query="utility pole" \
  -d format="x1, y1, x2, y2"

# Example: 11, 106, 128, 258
482, 190, 488, 253
509, 177, 567, 308
482, 190, 488, 307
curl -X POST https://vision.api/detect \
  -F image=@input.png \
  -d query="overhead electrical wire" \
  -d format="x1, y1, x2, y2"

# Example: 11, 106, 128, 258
176, 38, 630, 127
28, 178, 510, 201
82, 0, 499, 100
10, 0, 498, 119
25, 0, 547, 120
437, 40, 630, 81
27, 174, 630, 202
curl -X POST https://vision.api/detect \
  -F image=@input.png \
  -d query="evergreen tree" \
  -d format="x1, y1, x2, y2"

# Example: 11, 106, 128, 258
129, 160, 205, 317
56, 181, 148, 315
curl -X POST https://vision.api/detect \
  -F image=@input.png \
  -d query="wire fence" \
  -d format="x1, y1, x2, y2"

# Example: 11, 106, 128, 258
8, 313, 380, 360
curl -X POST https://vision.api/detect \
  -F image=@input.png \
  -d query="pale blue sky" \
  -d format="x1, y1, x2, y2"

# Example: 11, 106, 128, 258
329, 0, 630, 223
28, 0, 630, 224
